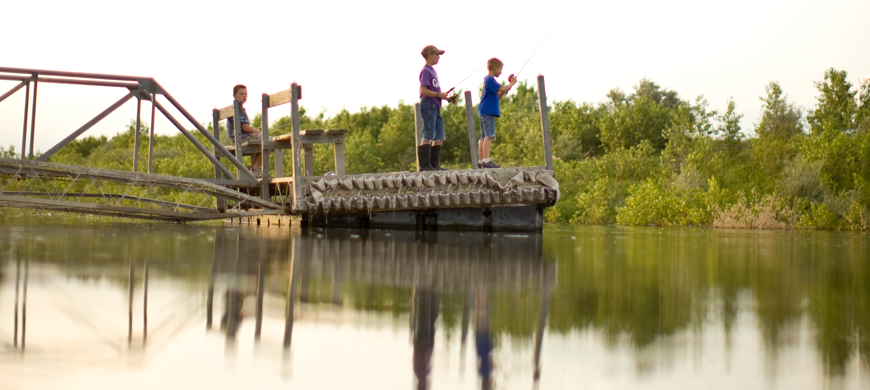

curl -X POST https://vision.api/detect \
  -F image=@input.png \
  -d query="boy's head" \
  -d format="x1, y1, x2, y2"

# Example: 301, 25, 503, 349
487, 58, 503, 76
233, 84, 248, 103
421, 45, 445, 65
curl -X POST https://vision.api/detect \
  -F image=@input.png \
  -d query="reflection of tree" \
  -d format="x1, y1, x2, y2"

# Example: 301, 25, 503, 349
546, 227, 870, 377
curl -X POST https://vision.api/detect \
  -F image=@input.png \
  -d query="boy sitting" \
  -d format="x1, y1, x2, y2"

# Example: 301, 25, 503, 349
227, 84, 263, 179
477, 58, 517, 169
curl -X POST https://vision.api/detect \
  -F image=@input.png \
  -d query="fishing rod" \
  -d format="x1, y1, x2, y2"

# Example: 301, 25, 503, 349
506, 22, 558, 82
445, 23, 557, 103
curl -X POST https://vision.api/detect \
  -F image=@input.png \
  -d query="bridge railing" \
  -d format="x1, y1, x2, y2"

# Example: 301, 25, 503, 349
0, 66, 255, 182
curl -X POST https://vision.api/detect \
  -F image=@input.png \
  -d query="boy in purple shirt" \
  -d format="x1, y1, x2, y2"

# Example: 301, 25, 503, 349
477, 58, 517, 169
418, 45, 451, 171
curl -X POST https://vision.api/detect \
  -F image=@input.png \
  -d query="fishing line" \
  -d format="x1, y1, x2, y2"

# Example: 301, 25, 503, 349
511, 22, 558, 80
447, 46, 513, 93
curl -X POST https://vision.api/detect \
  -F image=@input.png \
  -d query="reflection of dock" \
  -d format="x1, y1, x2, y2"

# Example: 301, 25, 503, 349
207, 227, 556, 386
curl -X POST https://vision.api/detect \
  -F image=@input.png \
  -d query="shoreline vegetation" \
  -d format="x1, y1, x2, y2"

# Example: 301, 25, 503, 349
2, 68, 868, 231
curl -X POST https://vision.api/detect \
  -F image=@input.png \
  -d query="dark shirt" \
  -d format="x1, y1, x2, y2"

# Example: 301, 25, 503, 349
227, 106, 250, 142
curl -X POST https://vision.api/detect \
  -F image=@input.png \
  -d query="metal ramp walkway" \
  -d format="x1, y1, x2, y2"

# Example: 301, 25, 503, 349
0, 158, 283, 221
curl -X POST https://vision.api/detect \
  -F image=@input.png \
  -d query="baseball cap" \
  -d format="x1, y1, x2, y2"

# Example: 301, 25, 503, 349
421, 45, 445, 58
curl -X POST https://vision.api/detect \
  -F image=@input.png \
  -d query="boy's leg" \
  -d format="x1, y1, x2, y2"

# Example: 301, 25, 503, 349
482, 138, 492, 160
429, 110, 447, 170
253, 153, 263, 170
477, 138, 483, 161
417, 100, 438, 171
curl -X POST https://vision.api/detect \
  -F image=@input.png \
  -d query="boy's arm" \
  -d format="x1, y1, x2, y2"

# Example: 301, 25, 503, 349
497, 75, 518, 99
241, 124, 261, 134
419, 86, 445, 99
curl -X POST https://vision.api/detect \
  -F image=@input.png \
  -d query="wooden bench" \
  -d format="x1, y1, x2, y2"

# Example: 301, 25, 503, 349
214, 129, 347, 177
212, 85, 347, 204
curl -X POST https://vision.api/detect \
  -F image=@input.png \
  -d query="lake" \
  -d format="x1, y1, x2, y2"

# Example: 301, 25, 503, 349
1, 218, 868, 389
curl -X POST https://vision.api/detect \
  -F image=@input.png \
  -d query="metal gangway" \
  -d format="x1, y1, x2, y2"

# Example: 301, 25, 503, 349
0, 66, 284, 221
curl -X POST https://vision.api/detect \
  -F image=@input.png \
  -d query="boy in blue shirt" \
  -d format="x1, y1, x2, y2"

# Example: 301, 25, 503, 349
477, 58, 517, 169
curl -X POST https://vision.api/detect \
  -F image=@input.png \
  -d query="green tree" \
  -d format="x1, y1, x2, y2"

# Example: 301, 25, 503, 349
807, 68, 857, 136
752, 81, 803, 173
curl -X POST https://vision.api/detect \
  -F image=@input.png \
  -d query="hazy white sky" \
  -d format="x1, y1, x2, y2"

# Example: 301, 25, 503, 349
1, 0, 868, 154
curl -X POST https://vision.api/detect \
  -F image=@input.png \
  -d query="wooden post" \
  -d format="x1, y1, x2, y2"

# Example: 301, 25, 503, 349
333, 140, 346, 175
233, 100, 244, 179
290, 83, 303, 208
260, 93, 271, 201
537, 75, 553, 171
464, 91, 479, 168
212, 109, 227, 211
414, 103, 423, 170
303, 144, 314, 176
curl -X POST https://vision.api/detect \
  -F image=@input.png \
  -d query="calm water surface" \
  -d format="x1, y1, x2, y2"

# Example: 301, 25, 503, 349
0, 219, 868, 389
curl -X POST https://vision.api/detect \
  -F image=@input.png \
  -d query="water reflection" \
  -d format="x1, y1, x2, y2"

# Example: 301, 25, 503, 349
0, 221, 868, 389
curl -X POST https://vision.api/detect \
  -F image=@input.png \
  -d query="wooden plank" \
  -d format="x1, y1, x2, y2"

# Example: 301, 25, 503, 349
300, 129, 324, 135
217, 105, 234, 120
216, 140, 291, 157
324, 129, 348, 135
537, 75, 553, 171
464, 90, 479, 168
268, 177, 295, 184
268, 88, 293, 108
333, 142, 346, 175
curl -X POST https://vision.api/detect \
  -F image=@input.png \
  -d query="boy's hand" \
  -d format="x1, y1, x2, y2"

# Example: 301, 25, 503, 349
509, 74, 517, 84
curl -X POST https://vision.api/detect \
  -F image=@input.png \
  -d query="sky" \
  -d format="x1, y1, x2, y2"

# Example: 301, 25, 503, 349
1, 0, 869, 155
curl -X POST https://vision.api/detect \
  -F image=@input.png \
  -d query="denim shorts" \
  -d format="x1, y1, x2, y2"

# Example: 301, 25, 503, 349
480, 115, 496, 140
420, 99, 445, 141
230, 131, 262, 145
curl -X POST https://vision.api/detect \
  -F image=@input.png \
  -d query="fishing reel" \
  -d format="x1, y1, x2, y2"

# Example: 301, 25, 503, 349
445, 87, 459, 104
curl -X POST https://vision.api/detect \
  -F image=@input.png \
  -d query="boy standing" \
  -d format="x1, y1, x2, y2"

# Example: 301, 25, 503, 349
477, 58, 517, 169
227, 84, 263, 179
418, 45, 450, 171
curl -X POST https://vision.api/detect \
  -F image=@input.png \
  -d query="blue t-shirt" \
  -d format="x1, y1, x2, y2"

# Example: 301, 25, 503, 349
419, 65, 442, 108
226, 106, 250, 142
478, 75, 501, 117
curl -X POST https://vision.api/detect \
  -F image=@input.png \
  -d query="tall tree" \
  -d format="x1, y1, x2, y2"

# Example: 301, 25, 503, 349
752, 81, 803, 173
807, 68, 858, 135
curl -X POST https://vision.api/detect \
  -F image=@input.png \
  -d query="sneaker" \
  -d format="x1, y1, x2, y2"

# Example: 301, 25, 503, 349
476, 161, 483, 169
482, 160, 501, 169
